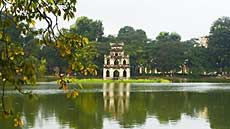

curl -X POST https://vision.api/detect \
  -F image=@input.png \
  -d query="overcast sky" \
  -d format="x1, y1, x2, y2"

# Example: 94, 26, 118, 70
58, 0, 230, 40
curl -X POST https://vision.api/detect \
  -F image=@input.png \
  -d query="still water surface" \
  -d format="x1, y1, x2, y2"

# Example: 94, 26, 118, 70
1, 83, 230, 129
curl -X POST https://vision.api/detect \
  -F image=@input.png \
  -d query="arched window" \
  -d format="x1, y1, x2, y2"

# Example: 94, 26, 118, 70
107, 59, 110, 65
106, 70, 110, 77
123, 60, 126, 65
113, 70, 119, 78
123, 70, 127, 77
114, 59, 119, 65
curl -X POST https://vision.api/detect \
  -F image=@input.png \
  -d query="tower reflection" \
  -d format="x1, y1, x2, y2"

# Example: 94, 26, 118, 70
103, 83, 130, 119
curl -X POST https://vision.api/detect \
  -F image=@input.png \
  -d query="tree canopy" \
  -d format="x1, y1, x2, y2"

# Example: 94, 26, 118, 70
117, 26, 147, 44
0, 0, 97, 125
208, 16, 230, 73
156, 32, 181, 43
1, 3, 230, 125
70, 16, 104, 41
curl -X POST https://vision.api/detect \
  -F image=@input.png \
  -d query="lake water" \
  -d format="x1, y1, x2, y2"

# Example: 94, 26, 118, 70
1, 82, 230, 129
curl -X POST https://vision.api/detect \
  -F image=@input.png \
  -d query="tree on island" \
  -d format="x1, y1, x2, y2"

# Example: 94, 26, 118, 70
145, 32, 188, 75
70, 16, 104, 42
156, 32, 181, 43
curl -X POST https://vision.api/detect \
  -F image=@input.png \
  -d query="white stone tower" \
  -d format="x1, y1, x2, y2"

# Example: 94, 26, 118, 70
103, 43, 130, 80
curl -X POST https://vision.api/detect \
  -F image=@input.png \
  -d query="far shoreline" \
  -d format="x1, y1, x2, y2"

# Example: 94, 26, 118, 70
37, 75, 230, 83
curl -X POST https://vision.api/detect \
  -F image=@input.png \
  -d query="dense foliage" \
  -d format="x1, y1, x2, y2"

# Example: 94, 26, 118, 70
1, 0, 230, 127
34, 16, 229, 78
208, 17, 230, 74
88, 17, 230, 77
0, 0, 97, 126
1, 0, 230, 123
70, 16, 104, 41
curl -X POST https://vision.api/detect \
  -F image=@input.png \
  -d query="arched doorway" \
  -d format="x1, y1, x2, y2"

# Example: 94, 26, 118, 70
123, 60, 126, 65
123, 70, 127, 77
113, 70, 119, 79
106, 70, 110, 77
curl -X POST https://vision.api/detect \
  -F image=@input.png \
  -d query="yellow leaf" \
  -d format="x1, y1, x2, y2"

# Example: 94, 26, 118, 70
56, 41, 61, 48
23, 76, 28, 81
60, 51, 65, 57
6, 34, 11, 42
72, 91, 79, 98
94, 70, 98, 76
21, 51, 24, 55
0, 32, 2, 39
10, 56, 14, 60
30, 20, 36, 27
19, 119, 24, 127
80, 66, 84, 71
14, 122, 18, 127
13, 118, 24, 127
63, 84, 68, 91
66, 49, 71, 55
84, 70, 88, 76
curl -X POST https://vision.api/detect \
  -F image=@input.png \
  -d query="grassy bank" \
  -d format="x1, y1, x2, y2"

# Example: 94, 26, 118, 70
37, 75, 230, 83
70, 78, 171, 83
37, 76, 171, 83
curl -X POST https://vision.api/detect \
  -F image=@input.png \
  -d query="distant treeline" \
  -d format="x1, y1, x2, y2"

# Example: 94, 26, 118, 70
88, 16, 230, 77
4, 16, 230, 77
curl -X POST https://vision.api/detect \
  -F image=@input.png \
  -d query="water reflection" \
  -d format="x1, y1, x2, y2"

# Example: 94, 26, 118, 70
103, 83, 130, 119
1, 83, 230, 129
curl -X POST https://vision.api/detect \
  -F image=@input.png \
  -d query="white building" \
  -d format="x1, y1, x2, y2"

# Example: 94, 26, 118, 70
103, 43, 130, 80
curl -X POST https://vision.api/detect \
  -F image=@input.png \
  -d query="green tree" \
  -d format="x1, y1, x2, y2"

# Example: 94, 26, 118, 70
101, 34, 118, 43
144, 37, 189, 74
134, 29, 147, 43
0, 0, 97, 126
117, 26, 148, 76
143, 32, 185, 75
182, 39, 212, 75
150, 42, 188, 75
208, 17, 230, 74
156, 32, 181, 43
92, 41, 110, 77
117, 26, 136, 43
40, 45, 68, 74
70, 16, 104, 41
117, 26, 147, 44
